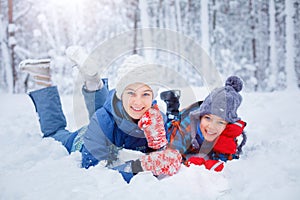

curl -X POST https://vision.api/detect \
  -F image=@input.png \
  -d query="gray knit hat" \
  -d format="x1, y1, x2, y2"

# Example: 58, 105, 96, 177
197, 76, 243, 123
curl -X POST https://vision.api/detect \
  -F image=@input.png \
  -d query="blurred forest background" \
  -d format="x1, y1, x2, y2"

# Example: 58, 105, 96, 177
0, 0, 299, 94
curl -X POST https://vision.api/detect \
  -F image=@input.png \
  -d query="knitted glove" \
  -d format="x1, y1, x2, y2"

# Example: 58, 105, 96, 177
213, 120, 246, 154
140, 148, 182, 176
138, 104, 168, 149
186, 157, 224, 172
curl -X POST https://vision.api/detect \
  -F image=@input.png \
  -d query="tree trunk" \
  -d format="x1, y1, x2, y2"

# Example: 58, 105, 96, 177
8, 0, 17, 93
285, 0, 298, 90
0, 1, 13, 93
294, 1, 300, 88
133, 0, 139, 54
269, 0, 276, 90
249, 0, 258, 91
201, 0, 209, 54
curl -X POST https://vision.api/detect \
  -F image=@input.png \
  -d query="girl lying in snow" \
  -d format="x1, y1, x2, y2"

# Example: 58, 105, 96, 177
20, 50, 182, 183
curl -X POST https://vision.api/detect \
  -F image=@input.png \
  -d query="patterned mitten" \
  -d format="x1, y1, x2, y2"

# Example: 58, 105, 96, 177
138, 104, 168, 149
140, 148, 182, 176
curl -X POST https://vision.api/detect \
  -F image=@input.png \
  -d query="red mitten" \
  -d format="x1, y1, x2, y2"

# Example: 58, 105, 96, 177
186, 157, 224, 172
213, 120, 246, 154
185, 157, 206, 167
140, 148, 182, 176
138, 104, 168, 149
204, 160, 224, 172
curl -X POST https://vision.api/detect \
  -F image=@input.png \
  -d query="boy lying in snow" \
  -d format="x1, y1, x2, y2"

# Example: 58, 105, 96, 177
164, 76, 247, 171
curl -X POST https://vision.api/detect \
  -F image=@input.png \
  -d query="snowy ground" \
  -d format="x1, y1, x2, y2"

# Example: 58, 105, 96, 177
1, 89, 300, 200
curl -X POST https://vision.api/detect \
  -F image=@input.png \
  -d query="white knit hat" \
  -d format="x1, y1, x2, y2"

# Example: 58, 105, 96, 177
115, 54, 160, 99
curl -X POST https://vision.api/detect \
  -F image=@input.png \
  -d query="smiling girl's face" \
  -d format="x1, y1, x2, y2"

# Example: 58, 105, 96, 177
200, 114, 228, 142
122, 83, 153, 120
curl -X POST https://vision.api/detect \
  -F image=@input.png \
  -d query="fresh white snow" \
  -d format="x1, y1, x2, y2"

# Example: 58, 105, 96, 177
0, 89, 299, 199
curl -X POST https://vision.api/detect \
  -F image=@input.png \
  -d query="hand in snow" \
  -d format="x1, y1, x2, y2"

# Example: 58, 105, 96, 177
138, 104, 168, 149
186, 157, 224, 172
140, 148, 182, 176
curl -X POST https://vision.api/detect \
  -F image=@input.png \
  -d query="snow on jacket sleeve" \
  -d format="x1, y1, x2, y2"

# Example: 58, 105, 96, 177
81, 145, 99, 168
81, 112, 113, 168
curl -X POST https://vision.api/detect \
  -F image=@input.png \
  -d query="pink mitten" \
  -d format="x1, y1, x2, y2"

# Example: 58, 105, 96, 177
138, 104, 168, 149
140, 148, 182, 176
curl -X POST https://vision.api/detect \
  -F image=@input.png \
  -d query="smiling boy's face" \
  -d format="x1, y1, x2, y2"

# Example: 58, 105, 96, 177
121, 83, 153, 120
199, 114, 228, 142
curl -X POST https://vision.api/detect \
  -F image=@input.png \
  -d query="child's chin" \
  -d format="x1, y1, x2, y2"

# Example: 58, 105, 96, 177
204, 134, 218, 142
129, 114, 142, 120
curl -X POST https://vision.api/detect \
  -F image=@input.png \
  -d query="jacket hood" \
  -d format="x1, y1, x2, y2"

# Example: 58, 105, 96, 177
188, 105, 217, 154
189, 108, 202, 146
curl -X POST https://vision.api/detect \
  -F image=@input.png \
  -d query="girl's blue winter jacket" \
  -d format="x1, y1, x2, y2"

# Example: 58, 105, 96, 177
81, 89, 156, 169
29, 85, 165, 183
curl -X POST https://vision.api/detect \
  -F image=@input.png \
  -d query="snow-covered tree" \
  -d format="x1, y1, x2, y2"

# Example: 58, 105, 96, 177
286, 0, 300, 90
295, 1, 300, 88
0, 0, 299, 93
0, 0, 16, 93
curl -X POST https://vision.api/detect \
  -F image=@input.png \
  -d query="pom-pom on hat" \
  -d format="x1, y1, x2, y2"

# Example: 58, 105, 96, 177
115, 54, 160, 99
198, 76, 243, 123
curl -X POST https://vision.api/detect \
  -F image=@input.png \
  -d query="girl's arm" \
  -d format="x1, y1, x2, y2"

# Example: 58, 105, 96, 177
81, 113, 115, 168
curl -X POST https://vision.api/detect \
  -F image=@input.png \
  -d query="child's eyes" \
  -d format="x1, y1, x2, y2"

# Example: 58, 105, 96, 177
143, 93, 151, 97
218, 121, 227, 125
203, 115, 227, 126
204, 115, 211, 120
126, 91, 151, 97
127, 91, 135, 96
